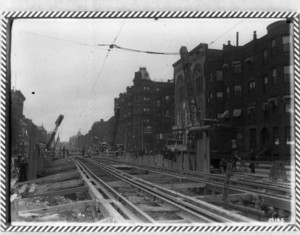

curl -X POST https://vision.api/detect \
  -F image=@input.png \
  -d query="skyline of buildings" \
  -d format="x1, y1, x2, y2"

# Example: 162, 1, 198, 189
12, 20, 293, 170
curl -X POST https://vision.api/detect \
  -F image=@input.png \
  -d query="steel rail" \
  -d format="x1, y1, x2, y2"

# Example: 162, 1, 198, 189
84, 158, 254, 223
96, 156, 290, 199
74, 159, 156, 223
75, 158, 219, 223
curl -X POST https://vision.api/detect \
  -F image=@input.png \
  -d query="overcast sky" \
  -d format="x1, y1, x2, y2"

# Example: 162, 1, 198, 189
11, 18, 280, 142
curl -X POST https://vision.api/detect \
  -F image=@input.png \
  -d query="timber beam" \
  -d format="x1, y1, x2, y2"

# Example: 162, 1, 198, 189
25, 186, 88, 198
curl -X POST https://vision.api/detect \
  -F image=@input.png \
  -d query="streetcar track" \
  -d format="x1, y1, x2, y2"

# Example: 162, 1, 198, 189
75, 157, 254, 223
95, 156, 290, 199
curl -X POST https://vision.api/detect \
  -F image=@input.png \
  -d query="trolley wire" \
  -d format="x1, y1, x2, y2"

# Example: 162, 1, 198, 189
75, 20, 126, 125
209, 21, 243, 46
98, 43, 180, 55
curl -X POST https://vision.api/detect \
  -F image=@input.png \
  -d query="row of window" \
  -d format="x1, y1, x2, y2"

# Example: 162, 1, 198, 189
214, 96, 291, 120
208, 85, 242, 103
273, 126, 292, 145
177, 110, 198, 127
209, 65, 291, 85
143, 86, 161, 92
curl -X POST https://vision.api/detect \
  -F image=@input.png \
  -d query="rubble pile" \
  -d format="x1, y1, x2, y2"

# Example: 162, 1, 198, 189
16, 195, 103, 223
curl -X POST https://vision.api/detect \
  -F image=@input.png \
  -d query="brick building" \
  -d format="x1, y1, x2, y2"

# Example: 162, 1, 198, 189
172, 44, 222, 171
172, 20, 292, 172
114, 67, 174, 153
205, 20, 292, 161
70, 117, 115, 151
11, 89, 26, 156
11, 89, 49, 179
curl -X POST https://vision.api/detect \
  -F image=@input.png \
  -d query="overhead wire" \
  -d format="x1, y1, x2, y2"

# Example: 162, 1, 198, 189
209, 20, 244, 46
76, 20, 126, 125
98, 43, 180, 55
15, 29, 107, 51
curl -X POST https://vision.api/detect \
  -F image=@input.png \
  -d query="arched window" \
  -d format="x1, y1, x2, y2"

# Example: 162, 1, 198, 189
176, 75, 184, 101
193, 65, 203, 93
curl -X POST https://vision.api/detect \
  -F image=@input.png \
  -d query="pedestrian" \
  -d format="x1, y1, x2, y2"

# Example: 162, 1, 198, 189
231, 151, 241, 171
62, 146, 66, 157
249, 148, 256, 173
82, 146, 85, 158
18, 158, 28, 182
219, 158, 227, 173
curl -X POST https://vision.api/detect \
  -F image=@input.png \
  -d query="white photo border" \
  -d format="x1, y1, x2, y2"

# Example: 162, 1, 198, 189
0, 11, 299, 232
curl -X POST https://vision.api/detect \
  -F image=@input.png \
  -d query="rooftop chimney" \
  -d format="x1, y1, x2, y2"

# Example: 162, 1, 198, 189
236, 32, 239, 46
227, 40, 231, 46
253, 31, 257, 40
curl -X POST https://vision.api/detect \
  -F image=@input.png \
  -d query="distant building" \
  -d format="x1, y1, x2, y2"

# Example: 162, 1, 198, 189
114, 67, 174, 153
11, 89, 49, 179
11, 89, 26, 155
69, 117, 115, 151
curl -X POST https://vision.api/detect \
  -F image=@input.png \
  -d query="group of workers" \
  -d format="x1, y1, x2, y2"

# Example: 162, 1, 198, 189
11, 155, 28, 182
219, 149, 257, 174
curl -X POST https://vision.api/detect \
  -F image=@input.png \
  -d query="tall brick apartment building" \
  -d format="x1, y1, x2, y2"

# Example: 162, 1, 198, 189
114, 67, 174, 153
11, 89, 49, 179
205, 20, 292, 161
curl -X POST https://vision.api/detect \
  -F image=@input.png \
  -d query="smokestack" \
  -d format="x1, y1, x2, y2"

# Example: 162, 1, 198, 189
236, 32, 239, 47
253, 31, 257, 40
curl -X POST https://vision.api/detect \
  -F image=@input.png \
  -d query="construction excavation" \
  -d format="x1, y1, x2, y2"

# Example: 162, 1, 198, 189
8, 19, 295, 228
11, 152, 292, 224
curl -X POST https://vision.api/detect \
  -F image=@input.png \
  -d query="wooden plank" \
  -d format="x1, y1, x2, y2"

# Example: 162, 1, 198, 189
51, 158, 73, 166
28, 184, 36, 194
260, 195, 291, 211
26, 186, 88, 198
107, 181, 130, 188
17, 170, 80, 185
44, 165, 76, 175
109, 200, 145, 223
139, 204, 179, 212
197, 193, 251, 202
19, 199, 95, 215
161, 182, 206, 189
49, 179, 83, 191
97, 199, 128, 223
75, 163, 130, 223
156, 219, 187, 223
19, 184, 28, 194
135, 174, 165, 179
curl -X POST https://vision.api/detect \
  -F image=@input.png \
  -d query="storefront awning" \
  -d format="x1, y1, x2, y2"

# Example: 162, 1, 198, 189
233, 109, 242, 117
283, 95, 292, 100
222, 63, 229, 69
267, 97, 278, 106
189, 125, 211, 132
166, 144, 187, 152
244, 57, 254, 64
232, 61, 241, 65
221, 110, 229, 118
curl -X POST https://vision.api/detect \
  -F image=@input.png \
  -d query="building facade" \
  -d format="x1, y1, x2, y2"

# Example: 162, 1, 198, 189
69, 117, 115, 151
205, 20, 292, 161
11, 89, 49, 179
114, 67, 174, 154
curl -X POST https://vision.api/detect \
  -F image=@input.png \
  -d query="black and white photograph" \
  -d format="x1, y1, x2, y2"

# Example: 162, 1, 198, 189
0, 0, 299, 232
7, 16, 295, 225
